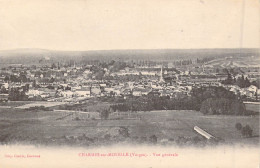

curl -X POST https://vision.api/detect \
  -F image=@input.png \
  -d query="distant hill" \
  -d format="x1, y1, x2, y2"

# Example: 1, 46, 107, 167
0, 48, 259, 65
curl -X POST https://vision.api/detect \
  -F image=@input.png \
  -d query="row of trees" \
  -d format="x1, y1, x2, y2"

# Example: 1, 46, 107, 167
109, 86, 252, 116
4, 74, 29, 83
221, 73, 260, 89
235, 123, 253, 137
196, 57, 215, 64
110, 96, 201, 112
89, 61, 128, 80
200, 98, 247, 115
174, 59, 193, 66
222, 74, 252, 88
8, 88, 28, 101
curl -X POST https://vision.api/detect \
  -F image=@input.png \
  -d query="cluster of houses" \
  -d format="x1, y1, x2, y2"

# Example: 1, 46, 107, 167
0, 62, 259, 103
224, 84, 259, 99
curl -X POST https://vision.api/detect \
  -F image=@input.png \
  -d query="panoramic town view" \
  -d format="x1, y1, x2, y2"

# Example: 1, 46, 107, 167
1, 0, 259, 167
0, 48, 259, 147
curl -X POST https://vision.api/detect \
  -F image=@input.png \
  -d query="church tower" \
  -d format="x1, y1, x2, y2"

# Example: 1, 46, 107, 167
159, 65, 165, 83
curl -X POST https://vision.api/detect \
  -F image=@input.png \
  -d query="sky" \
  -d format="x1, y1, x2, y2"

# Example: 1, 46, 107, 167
0, 0, 259, 51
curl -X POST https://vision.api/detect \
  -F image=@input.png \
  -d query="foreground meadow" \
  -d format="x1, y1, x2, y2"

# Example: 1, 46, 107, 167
0, 107, 258, 147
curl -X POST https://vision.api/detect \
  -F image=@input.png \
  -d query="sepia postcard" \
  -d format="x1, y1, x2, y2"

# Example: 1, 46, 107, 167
0, 0, 259, 167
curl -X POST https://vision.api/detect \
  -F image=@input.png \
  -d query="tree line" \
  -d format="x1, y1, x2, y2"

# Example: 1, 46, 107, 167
110, 86, 253, 116
222, 73, 259, 89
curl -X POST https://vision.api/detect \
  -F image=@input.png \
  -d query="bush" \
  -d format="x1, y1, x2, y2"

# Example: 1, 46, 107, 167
118, 127, 129, 138
235, 123, 242, 130
139, 136, 147, 143
149, 135, 157, 144
104, 134, 111, 140
27, 106, 50, 111
74, 117, 80, 121
100, 109, 110, 120
241, 125, 253, 137
192, 136, 202, 144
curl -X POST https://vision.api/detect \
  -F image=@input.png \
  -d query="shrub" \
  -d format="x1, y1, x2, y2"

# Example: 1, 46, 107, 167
139, 136, 147, 143
149, 135, 157, 144
168, 138, 174, 142
241, 125, 253, 137
100, 109, 110, 120
235, 123, 242, 131
118, 127, 129, 138
192, 136, 202, 144
104, 134, 111, 140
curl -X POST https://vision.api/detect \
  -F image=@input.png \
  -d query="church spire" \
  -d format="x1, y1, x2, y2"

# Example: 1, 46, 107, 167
159, 65, 165, 83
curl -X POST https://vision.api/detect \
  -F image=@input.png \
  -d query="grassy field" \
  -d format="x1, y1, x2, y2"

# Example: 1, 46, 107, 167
14, 101, 67, 109
244, 103, 260, 113
0, 101, 33, 107
0, 107, 258, 147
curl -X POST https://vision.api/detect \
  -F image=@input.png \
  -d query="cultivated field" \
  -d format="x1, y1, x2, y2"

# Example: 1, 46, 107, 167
204, 56, 260, 68
0, 107, 258, 147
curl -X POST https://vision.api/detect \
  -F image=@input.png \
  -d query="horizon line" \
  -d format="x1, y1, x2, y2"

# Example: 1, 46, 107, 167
0, 47, 259, 52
